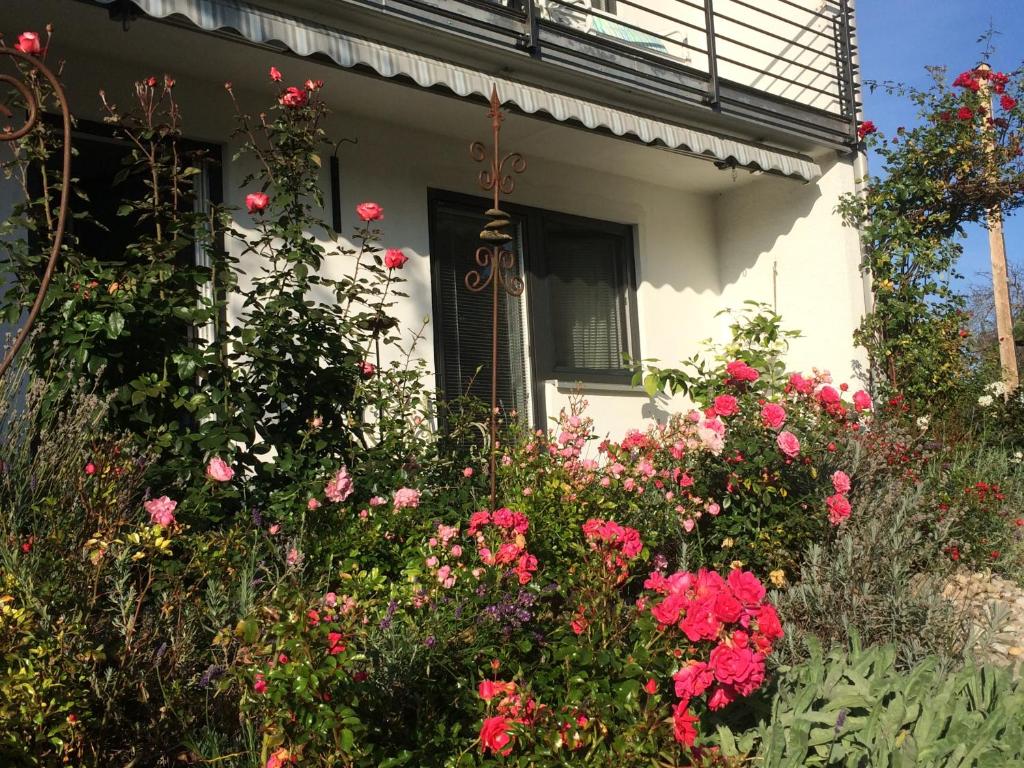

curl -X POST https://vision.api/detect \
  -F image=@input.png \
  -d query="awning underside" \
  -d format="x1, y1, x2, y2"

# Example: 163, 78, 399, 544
96, 0, 823, 181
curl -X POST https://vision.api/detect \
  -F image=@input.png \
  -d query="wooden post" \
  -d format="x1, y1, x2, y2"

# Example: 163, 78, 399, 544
978, 63, 1019, 393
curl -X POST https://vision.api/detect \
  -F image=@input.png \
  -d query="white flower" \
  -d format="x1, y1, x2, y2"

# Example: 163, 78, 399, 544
978, 394, 995, 407
916, 415, 931, 431
986, 381, 1008, 397
1012, 451, 1024, 465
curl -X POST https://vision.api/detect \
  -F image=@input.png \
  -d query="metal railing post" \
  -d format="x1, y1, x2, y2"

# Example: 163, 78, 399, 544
838, 0, 859, 144
704, 0, 721, 110
516, 0, 542, 57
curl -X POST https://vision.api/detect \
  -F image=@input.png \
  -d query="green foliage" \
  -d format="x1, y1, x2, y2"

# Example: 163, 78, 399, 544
837, 63, 1024, 409
720, 640, 1024, 767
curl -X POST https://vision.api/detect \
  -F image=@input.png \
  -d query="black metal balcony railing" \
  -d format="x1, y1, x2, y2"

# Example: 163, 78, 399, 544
375, 0, 860, 148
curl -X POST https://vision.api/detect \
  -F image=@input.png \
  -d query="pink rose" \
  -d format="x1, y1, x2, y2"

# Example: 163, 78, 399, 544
253, 673, 267, 694
305, 79, 324, 91
725, 359, 760, 384
369, 495, 386, 507
393, 487, 421, 509
245, 192, 269, 214
713, 394, 739, 416
852, 389, 872, 412
463, 467, 474, 478
325, 466, 354, 503
269, 66, 282, 81
831, 470, 851, 494
760, 402, 786, 430
144, 495, 177, 527
383, 248, 408, 270
14, 32, 42, 55
356, 202, 383, 222
776, 430, 800, 458
279, 86, 307, 108
816, 385, 841, 405
826, 493, 851, 525
788, 373, 814, 395
359, 360, 377, 378
307, 497, 321, 510
206, 457, 234, 482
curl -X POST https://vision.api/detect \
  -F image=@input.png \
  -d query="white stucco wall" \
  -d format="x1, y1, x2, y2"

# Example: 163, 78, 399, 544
2, 0, 867, 444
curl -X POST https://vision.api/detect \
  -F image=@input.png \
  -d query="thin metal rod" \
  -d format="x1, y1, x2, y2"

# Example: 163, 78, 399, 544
0, 47, 72, 382
704, 0, 720, 108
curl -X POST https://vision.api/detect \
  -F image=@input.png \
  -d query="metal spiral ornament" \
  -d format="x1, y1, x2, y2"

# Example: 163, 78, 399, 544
0, 47, 72, 381
465, 87, 526, 512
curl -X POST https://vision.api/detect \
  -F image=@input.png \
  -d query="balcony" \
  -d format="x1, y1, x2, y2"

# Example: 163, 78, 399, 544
337, 0, 860, 150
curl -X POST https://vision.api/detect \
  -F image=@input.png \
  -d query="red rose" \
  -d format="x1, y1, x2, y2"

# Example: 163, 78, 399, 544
672, 702, 699, 746
478, 680, 501, 700
673, 661, 714, 699
643, 677, 658, 694
775, 430, 800, 458
245, 192, 269, 214
957, 106, 974, 121
14, 32, 42, 55
84, 462, 97, 475
856, 120, 876, 139
709, 643, 757, 686
145, 76, 158, 88
712, 394, 739, 417
755, 604, 784, 641
727, 569, 766, 605
384, 248, 408, 270
305, 79, 324, 91
356, 202, 384, 222
479, 715, 513, 755
359, 360, 376, 378
1000, 94, 1017, 111
712, 590, 743, 623
327, 631, 346, 654
279, 86, 308, 108
269, 66, 282, 82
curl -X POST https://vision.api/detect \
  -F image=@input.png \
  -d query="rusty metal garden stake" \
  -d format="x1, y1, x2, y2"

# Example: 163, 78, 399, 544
466, 87, 525, 511
0, 47, 72, 381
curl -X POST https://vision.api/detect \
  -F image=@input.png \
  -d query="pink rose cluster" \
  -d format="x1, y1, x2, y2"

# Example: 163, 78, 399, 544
581, 518, 643, 582
393, 487, 421, 510
425, 523, 464, 589
826, 470, 852, 525
468, 508, 537, 585
641, 568, 783, 747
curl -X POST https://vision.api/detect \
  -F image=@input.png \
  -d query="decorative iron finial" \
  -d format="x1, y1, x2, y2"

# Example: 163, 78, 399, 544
465, 87, 526, 511
0, 46, 72, 381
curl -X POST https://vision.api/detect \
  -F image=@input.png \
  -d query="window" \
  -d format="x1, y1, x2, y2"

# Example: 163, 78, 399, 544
30, 120, 223, 341
429, 191, 639, 425
592, 0, 617, 14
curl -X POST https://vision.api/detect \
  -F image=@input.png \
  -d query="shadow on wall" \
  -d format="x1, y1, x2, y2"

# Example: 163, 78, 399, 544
714, 161, 826, 292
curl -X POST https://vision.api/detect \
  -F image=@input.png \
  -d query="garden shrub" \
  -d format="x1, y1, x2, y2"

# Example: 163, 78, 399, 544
718, 639, 1024, 767
514, 303, 875, 577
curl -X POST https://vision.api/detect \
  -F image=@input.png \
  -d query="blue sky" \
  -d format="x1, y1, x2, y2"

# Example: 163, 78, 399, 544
857, 0, 1024, 290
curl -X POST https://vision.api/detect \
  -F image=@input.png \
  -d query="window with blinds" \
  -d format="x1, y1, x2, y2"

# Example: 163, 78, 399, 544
428, 191, 638, 426
429, 199, 531, 424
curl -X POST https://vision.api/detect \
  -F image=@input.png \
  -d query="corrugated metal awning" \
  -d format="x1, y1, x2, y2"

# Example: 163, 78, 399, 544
98, 0, 822, 181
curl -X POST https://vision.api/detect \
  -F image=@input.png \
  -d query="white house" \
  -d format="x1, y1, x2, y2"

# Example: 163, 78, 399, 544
3, 0, 868, 439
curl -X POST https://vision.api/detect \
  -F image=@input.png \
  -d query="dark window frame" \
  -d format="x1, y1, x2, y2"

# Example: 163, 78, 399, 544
427, 188, 641, 417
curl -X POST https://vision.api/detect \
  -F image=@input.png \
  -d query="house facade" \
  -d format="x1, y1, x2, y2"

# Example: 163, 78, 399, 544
4, 0, 868, 439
